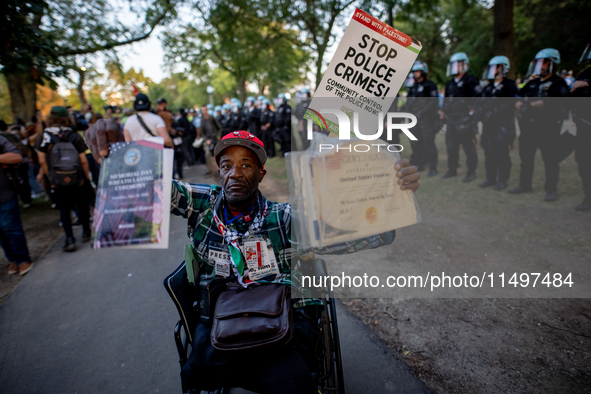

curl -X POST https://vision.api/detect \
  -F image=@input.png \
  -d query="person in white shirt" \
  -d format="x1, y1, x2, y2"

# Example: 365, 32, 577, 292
123, 94, 173, 147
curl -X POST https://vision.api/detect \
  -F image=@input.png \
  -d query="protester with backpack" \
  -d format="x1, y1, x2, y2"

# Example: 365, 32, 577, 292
34, 106, 91, 252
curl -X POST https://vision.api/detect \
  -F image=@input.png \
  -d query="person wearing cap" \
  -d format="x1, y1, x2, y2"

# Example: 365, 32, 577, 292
123, 94, 172, 147
507, 48, 569, 202
83, 122, 421, 393
35, 106, 92, 252
155, 97, 175, 134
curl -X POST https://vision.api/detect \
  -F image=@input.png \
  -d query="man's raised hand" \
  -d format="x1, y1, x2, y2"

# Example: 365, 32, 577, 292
85, 119, 125, 163
395, 158, 420, 192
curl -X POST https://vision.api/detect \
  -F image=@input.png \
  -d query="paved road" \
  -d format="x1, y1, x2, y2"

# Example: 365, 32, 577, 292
0, 165, 430, 394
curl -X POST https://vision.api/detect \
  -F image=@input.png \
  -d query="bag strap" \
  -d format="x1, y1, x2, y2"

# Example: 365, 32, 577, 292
136, 114, 156, 137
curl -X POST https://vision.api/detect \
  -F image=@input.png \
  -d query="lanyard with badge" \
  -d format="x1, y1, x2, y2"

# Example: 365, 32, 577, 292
211, 196, 279, 286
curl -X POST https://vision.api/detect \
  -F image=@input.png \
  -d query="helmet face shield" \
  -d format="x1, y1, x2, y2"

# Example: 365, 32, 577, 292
579, 45, 591, 64
483, 64, 505, 80
447, 60, 468, 77
527, 58, 553, 77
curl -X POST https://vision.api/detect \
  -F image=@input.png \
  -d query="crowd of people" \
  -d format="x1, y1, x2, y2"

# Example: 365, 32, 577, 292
1, 44, 590, 276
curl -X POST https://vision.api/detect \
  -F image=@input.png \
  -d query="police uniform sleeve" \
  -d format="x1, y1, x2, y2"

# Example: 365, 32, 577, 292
517, 81, 530, 98
470, 75, 482, 97
550, 77, 569, 97
507, 82, 518, 97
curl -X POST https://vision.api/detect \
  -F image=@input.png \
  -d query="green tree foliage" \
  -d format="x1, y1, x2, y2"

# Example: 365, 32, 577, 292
0, 76, 13, 123
285, 0, 356, 88
513, 0, 591, 77
148, 73, 206, 110
0, 0, 176, 121
162, 0, 310, 101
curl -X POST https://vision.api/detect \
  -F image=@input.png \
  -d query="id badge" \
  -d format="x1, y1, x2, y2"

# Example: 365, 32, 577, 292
208, 242, 232, 278
242, 235, 280, 281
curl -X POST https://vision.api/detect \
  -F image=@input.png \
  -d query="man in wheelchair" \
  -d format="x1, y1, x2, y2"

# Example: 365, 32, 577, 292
85, 120, 420, 394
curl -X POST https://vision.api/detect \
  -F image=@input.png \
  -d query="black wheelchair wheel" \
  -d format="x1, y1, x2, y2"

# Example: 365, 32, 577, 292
314, 259, 345, 394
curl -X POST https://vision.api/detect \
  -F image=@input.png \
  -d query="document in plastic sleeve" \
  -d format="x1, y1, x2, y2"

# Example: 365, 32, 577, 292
287, 134, 421, 249
311, 139, 419, 245
210, 249, 231, 278
243, 238, 280, 281
92, 137, 173, 249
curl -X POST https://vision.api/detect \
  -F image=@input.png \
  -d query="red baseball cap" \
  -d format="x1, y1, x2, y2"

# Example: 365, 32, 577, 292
214, 131, 267, 166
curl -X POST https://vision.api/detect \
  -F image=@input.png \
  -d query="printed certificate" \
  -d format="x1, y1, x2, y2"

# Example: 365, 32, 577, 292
311, 140, 418, 245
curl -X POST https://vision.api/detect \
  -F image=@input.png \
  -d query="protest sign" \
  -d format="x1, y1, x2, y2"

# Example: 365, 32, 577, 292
92, 138, 173, 249
304, 8, 422, 139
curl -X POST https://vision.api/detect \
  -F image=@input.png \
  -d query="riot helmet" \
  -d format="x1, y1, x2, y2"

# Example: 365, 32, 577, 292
262, 98, 271, 110
483, 56, 510, 80
447, 52, 470, 77
526, 48, 560, 77
411, 60, 428, 83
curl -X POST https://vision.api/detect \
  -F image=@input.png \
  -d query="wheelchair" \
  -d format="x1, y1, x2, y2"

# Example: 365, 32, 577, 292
164, 258, 345, 394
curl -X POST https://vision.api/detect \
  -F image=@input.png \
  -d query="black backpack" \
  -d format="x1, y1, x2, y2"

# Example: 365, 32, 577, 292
46, 129, 83, 187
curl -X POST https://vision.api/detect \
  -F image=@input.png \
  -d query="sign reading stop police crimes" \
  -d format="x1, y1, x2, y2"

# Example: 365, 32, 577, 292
305, 8, 422, 139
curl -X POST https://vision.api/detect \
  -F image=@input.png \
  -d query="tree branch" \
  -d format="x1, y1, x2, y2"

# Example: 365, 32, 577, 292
58, 9, 169, 57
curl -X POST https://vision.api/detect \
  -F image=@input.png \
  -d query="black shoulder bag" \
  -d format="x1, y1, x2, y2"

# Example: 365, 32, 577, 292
136, 114, 156, 137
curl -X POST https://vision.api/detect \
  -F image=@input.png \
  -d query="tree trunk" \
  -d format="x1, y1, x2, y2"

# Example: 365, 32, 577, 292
315, 46, 326, 89
238, 77, 247, 103
258, 76, 266, 96
4, 72, 37, 123
387, 3, 394, 28
493, 0, 515, 79
77, 69, 87, 105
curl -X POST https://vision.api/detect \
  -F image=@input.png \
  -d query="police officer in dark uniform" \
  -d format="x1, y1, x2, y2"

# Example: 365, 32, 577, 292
294, 88, 312, 151
229, 98, 247, 133
275, 93, 292, 156
259, 98, 276, 158
478, 56, 518, 191
245, 96, 261, 138
569, 45, 591, 211
220, 104, 232, 137
507, 48, 569, 201
214, 105, 224, 121
404, 61, 440, 176
441, 52, 481, 182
